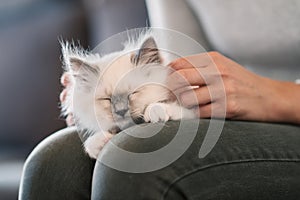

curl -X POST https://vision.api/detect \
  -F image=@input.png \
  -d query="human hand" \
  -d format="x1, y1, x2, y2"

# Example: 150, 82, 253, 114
168, 51, 299, 123
60, 72, 75, 126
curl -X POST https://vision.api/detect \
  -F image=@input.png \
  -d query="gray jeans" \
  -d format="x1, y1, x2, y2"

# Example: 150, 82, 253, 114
19, 120, 300, 200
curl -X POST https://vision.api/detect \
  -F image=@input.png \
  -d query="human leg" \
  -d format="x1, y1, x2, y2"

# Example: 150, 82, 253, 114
19, 127, 95, 200
91, 120, 300, 200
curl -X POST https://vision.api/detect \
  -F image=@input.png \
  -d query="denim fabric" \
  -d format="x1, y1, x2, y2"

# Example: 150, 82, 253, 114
19, 120, 300, 200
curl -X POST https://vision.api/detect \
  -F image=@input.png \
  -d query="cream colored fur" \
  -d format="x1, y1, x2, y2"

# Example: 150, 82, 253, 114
61, 33, 196, 159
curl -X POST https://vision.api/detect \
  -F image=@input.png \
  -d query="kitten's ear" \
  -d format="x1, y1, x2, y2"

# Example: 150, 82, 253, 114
65, 57, 99, 90
61, 41, 98, 76
131, 37, 162, 65
68, 57, 98, 75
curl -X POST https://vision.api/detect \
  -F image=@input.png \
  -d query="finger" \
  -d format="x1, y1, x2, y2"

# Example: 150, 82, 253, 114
61, 72, 71, 87
180, 86, 212, 108
168, 53, 212, 70
195, 102, 227, 119
180, 84, 226, 108
167, 68, 207, 91
59, 89, 68, 103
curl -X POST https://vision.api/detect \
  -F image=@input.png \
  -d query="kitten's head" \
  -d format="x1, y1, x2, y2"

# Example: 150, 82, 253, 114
62, 36, 171, 132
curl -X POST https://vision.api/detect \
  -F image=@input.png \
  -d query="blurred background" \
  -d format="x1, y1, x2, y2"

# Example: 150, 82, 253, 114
0, 0, 148, 199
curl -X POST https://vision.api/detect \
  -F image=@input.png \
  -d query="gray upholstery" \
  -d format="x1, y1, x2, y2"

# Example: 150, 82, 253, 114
146, 0, 300, 81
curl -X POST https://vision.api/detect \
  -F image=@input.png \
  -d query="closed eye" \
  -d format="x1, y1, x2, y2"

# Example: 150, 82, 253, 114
97, 97, 111, 102
128, 91, 139, 99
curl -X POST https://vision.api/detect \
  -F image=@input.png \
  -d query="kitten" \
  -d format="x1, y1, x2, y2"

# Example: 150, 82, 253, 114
61, 33, 196, 159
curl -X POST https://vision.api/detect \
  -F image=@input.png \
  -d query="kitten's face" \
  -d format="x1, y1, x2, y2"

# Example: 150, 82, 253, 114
64, 37, 170, 131
95, 59, 170, 130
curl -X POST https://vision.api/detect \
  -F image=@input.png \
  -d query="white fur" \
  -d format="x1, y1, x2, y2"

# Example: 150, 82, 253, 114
61, 32, 196, 159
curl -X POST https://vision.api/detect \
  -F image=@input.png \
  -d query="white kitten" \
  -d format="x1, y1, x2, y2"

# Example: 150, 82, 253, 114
61, 33, 196, 159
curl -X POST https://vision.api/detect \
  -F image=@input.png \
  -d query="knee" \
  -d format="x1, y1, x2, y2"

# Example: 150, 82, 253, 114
23, 127, 81, 165
91, 120, 200, 200
19, 127, 92, 199
104, 119, 201, 154
98, 121, 188, 172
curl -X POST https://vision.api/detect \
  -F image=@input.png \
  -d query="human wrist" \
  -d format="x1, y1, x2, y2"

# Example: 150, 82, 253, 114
264, 78, 300, 124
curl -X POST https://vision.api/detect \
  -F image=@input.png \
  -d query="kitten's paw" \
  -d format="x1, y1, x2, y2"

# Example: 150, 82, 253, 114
84, 132, 113, 159
144, 103, 170, 123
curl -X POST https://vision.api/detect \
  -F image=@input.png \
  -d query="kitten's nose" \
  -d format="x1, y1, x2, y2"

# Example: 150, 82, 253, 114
115, 109, 128, 117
